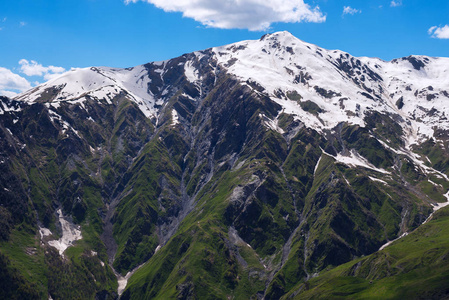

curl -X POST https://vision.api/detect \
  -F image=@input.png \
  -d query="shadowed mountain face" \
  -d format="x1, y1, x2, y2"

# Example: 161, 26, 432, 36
1, 31, 449, 299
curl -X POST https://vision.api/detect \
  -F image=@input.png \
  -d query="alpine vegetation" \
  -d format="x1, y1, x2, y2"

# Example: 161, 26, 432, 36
1, 31, 449, 299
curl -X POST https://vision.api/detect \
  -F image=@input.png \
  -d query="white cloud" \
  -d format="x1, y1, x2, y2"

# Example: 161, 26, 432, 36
428, 25, 449, 39
390, 0, 402, 7
19, 59, 65, 78
125, 0, 326, 31
428, 26, 437, 35
0, 60, 67, 98
342, 6, 361, 16
19, 21, 26, 27
0, 67, 32, 97
0, 90, 19, 98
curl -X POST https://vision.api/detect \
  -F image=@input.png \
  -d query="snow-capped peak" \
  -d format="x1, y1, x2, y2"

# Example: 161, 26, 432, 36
15, 65, 158, 118
13, 31, 449, 145
210, 31, 449, 145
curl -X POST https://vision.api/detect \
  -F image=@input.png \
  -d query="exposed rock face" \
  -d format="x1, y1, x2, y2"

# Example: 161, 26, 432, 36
1, 31, 449, 299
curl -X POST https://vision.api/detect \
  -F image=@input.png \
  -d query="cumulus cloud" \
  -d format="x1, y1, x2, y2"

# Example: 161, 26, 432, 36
19, 59, 65, 80
428, 25, 449, 39
0, 59, 67, 97
390, 0, 402, 7
19, 21, 27, 27
0, 90, 19, 98
342, 6, 361, 16
0, 67, 32, 97
125, 0, 326, 31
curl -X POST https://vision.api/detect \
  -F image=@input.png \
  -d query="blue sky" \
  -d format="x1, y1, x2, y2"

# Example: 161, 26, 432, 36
0, 0, 448, 97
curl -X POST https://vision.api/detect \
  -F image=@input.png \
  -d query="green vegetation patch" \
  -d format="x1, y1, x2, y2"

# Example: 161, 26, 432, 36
286, 206, 449, 299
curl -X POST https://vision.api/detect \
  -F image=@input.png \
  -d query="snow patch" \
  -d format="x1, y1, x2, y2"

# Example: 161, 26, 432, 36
117, 262, 146, 296
432, 191, 449, 211
259, 113, 284, 134
428, 179, 443, 188
61, 120, 81, 138
421, 193, 449, 225
172, 109, 179, 126
181, 93, 196, 101
369, 176, 388, 185
67, 98, 86, 110
184, 61, 200, 83
39, 227, 52, 239
379, 232, 409, 251
313, 156, 322, 176
51, 102, 61, 109
47, 209, 82, 256
5, 127, 13, 137
0, 102, 22, 115
323, 149, 390, 174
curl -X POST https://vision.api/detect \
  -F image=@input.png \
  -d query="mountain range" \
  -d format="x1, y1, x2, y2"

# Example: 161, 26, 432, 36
1, 31, 449, 299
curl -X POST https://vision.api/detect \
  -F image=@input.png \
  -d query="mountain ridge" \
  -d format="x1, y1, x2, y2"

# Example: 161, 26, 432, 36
1, 31, 449, 299
14, 31, 449, 147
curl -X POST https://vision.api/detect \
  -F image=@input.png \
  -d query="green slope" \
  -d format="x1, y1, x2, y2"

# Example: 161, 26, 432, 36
284, 206, 449, 299
1, 50, 449, 300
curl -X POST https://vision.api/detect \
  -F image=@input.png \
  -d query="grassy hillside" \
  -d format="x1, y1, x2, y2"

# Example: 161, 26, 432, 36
285, 206, 449, 299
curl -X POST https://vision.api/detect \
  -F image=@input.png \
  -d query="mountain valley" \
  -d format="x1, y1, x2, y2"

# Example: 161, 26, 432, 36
1, 31, 449, 299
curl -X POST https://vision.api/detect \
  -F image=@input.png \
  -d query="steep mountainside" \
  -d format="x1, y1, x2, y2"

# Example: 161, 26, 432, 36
284, 205, 449, 299
1, 31, 449, 299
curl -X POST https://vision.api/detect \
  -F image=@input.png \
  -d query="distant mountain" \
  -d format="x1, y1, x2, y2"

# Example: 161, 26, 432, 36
1, 31, 449, 299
